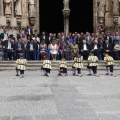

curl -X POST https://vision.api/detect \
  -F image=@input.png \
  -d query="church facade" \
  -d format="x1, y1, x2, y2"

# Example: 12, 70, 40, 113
0, 0, 120, 35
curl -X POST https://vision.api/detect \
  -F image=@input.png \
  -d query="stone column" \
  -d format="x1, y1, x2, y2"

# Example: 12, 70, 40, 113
93, 0, 98, 33
33, 0, 40, 33
35, 0, 39, 32
105, 0, 114, 28
11, 0, 17, 27
21, 0, 28, 28
0, 0, 6, 26
63, 0, 70, 36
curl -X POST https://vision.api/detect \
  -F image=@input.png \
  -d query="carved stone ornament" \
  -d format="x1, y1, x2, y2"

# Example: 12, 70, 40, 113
63, 9, 70, 17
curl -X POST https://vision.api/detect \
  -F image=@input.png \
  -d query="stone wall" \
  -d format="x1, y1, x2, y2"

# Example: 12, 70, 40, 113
0, 0, 120, 35
0, 0, 39, 36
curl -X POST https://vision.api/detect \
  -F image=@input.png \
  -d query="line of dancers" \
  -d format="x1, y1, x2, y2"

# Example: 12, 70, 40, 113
15, 52, 116, 78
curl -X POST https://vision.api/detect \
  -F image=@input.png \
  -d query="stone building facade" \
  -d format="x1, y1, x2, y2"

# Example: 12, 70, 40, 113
0, 0, 39, 36
0, 0, 120, 36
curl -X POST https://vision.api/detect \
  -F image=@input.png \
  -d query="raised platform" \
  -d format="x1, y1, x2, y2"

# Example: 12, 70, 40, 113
0, 61, 120, 71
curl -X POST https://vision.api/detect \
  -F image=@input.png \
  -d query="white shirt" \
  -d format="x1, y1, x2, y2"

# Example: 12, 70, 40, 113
3, 33, 8, 41
7, 41, 11, 49
32, 37, 40, 43
30, 44, 33, 50
83, 44, 87, 50
107, 44, 108, 48
94, 44, 98, 50
28, 28, 30, 35
43, 36, 45, 39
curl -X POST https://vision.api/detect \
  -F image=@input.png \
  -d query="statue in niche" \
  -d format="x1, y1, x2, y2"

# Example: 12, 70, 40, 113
112, 0, 119, 15
14, 0, 22, 16
105, 0, 112, 18
4, 0, 12, 18
29, 0, 36, 18
98, 0, 106, 17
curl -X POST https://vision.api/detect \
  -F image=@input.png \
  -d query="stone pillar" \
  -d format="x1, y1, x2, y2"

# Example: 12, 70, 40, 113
35, 0, 39, 32
63, 0, 70, 36
11, 0, 17, 27
33, 0, 40, 33
105, 0, 114, 28
93, 0, 98, 33
0, 0, 6, 27
21, 0, 28, 28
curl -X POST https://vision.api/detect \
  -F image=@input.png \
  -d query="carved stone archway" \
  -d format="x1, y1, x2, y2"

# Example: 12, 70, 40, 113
0, 0, 120, 35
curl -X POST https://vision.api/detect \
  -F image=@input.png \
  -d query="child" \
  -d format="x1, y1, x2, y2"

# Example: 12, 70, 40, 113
72, 53, 83, 77
104, 52, 116, 77
16, 53, 27, 78
58, 58, 67, 76
42, 55, 52, 77
87, 52, 99, 77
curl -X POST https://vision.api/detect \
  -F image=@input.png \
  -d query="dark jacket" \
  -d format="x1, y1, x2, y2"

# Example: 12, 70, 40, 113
104, 36, 113, 43
103, 43, 113, 52
79, 43, 90, 51
25, 28, 33, 35
0, 33, 8, 40
17, 33, 22, 40
40, 35, 49, 45
26, 43, 38, 51
2, 40, 14, 50
90, 43, 100, 50
15, 42, 25, 50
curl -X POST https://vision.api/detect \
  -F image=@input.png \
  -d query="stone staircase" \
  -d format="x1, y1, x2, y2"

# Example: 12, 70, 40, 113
0, 61, 120, 71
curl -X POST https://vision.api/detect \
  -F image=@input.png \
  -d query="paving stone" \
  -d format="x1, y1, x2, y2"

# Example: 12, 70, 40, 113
35, 115, 61, 120
12, 116, 33, 120
0, 116, 10, 120
98, 114, 120, 120
0, 71, 120, 120
0, 101, 57, 116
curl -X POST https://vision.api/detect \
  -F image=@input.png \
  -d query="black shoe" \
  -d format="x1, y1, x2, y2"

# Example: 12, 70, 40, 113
88, 74, 92, 76
44, 73, 47, 76
58, 73, 61, 76
73, 73, 75, 76
106, 73, 109, 75
16, 74, 19, 76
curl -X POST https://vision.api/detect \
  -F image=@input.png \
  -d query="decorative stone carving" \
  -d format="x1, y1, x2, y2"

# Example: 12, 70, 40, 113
29, 0, 36, 25
4, 0, 12, 20
63, 9, 70, 17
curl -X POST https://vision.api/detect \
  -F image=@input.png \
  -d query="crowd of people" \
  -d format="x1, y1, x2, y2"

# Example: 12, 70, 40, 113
0, 25, 120, 61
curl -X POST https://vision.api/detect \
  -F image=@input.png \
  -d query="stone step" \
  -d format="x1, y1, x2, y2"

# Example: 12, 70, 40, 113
0, 67, 120, 71
0, 64, 120, 67
0, 61, 120, 65
0, 61, 120, 64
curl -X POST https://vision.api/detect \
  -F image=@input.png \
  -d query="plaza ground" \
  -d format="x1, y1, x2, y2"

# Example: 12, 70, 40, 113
0, 70, 120, 120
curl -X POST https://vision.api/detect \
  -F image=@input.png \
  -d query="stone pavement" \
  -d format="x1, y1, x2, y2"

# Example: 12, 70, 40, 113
0, 70, 120, 120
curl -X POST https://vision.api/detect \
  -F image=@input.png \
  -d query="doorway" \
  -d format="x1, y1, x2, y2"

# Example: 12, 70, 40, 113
40, 0, 64, 34
69, 0, 93, 33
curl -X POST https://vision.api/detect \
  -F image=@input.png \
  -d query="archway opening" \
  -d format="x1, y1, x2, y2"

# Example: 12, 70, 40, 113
69, 0, 93, 33
40, 0, 64, 34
